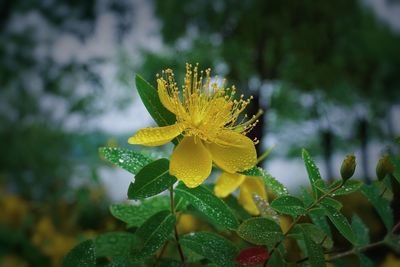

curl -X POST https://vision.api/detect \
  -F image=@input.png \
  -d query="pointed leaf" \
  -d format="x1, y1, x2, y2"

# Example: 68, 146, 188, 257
99, 147, 153, 175
329, 180, 363, 196
351, 215, 370, 246
358, 253, 374, 267
175, 183, 239, 230
128, 158, 176, 199
361, 183, 393, 230
61, 240, 96, 267
291, 223, 333, 249
110, 196, 170, 227
300, 225, 325, 267
302, 188, 332, 238
133, 210, 176, 260
389, 154, 400, 184
320, 197, 342, 210
95, 232, 139, 258
180, 232, 239, 267
302, 149, 326, 198
242, 167, 288, 196
322, 203, 356, 244
135, 74, 176, 127
237, 217, 283, 247
270, 195, 306, 216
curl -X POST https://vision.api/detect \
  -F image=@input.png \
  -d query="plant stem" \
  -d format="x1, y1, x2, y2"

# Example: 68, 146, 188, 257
264, 182, 344, 266
153, 241, 169, 267
256, 145, 276, 164
170, 186, 185, 263
326, 240, 385, 262
294, 240, 385, 264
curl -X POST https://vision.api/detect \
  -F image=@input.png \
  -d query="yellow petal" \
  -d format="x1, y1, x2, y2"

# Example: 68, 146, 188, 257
170, 136, 212, 188
128, 123, 184, 146
214, 172, 246, 198
238, 176, 267, 215
206, 131, 257, 173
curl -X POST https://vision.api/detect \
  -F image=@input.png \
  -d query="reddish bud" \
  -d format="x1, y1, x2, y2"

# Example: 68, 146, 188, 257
236, 246, 269, 266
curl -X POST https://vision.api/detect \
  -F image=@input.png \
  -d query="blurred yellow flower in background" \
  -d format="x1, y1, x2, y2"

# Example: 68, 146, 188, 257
129, 64, 259, 188
0, 194, 29, 227
214, 173, 266, 215
31, 217, 76, 266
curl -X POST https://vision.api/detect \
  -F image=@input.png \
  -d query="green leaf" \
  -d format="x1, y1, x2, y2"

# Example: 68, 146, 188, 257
99, 147, 153, 175
180, 232, 239, 267
302, 149, 326, 198
320, 197, 342, 210
351, 215, 369, 246
302, 188, 332, 238
291, 223, 333, 249
158, 259, 183, 267
361, 183, 393, 230
223, 195, 251, 221
175, 183, 239, 230
329, 180, 363, 196
389, 154, 400, 184
242, 167, 288, 196
237, 217, 283, 247
128, 158, 176, 199
110, 196, 170, 227
133, 210, 176, 260
95, 232, 139, 258
358, 253, 374, 267
300, 225, 325, 267
61, 240, 96, 267
322, 203, 356, 244
135, 74, 176, 127
270, 195, 306, 216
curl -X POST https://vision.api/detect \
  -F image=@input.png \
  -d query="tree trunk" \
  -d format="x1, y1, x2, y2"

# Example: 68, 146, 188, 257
321, 129, 334, 182
358, 118, 370, 183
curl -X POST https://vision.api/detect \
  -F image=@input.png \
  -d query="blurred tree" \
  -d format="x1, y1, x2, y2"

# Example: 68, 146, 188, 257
144, 0, 400, 181
0, 0, 133, 201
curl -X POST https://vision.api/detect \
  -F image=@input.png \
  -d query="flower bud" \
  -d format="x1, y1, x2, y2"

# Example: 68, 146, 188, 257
376, 155, 394, 181
340, 154, 356, 181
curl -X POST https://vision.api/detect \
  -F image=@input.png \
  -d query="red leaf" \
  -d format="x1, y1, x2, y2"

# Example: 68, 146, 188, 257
236, 246, 270, 266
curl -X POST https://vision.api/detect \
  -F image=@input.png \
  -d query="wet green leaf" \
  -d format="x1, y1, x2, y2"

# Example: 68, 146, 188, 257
358, 253, 374, 267
300, 225, 325, 267
99, 147, 153, 175
291, 223, 333, 249
175, 183, 239, 230
302, 149, 326, 198
135, 74, 176, 127
223, 195, 251, 221
322, 204, 356, 244
110, 196, 170, 227
361, 183, 393, 230
302, 188, 332, 238
351, 215, 369, 246
95, 232, 139, 258
329, 180, 363, 196
320, 197, 342, 210
133, 210, 175, 260
242, 167, 288, 197
128, 159, 176, 199
389, 154, 400, 184
180, 232, 239, 267
237, 217, 283, 247
61, 240, 96, 267
270, 195, 306, 216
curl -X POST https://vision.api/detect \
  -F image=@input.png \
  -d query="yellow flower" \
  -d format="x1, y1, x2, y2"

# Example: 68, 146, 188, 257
129, 64, 258, 187
214, 172, 266, 215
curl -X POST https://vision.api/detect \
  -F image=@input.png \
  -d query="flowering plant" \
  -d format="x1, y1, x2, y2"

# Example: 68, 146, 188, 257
62, 65, 400, 267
